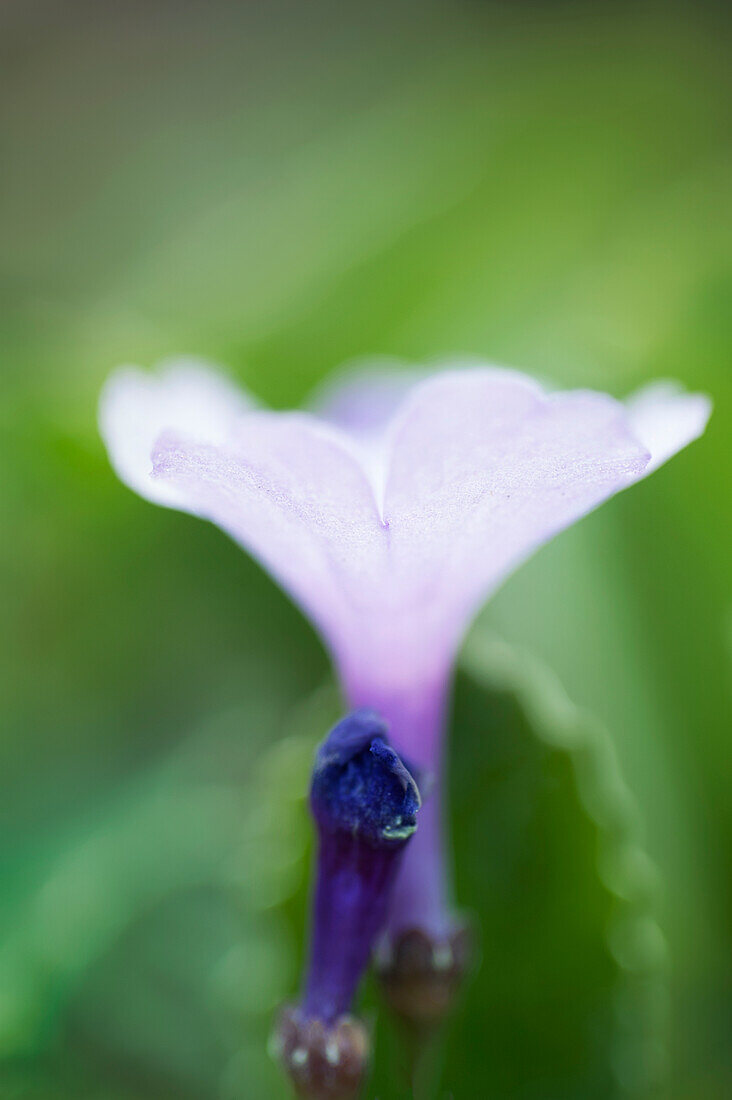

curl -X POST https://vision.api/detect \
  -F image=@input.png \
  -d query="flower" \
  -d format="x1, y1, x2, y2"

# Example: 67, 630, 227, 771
99, 360, 710, 960
273, 710, 420, 1098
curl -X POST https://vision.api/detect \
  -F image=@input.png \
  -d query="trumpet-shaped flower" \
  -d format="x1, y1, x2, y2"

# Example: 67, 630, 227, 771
100, 360, 710, 950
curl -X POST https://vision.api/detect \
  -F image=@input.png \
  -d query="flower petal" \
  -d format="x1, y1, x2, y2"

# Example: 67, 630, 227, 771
149, 411, 385, 647
101, 362, 387, 654
625, 381, 711, 473
99, 360, 253, 508
313, 359, 426, 440
376, 370, 652, 667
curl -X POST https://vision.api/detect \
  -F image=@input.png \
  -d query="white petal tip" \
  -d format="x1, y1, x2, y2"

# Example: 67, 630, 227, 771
98, 359, 252, 507
626, 382, 712, 473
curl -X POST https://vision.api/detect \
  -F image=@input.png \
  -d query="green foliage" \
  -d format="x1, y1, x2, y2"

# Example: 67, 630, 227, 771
0, 692, 332, 1099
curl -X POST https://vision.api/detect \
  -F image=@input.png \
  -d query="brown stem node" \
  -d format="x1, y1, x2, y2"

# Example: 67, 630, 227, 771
375, 922, 473, 1031
271, 1004, 369, 1100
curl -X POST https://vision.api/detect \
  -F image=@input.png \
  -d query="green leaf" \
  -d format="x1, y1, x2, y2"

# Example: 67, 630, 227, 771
371, 634, 668, 1099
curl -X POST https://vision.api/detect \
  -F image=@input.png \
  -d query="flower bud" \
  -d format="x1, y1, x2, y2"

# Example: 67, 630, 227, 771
273, 710, 420, 1097
375, 921, 473, 1031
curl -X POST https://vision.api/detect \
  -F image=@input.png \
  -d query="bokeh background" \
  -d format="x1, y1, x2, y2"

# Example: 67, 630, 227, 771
1, 2, 730, 1097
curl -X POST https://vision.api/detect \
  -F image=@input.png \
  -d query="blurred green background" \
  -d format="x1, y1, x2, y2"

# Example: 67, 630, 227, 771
1, 2, 730, 1097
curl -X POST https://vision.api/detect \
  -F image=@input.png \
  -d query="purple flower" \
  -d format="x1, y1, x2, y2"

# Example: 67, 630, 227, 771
99, 361, 710, 954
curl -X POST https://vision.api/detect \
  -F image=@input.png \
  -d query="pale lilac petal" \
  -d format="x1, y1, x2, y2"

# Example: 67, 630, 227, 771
99, 360, 253, 508
313, 360, 524, 524
313, 356, 505, 439
149, 412, 386, 649
625, 381, 711, 473
310, 361, 429, 507
100, 361, 386, 659
313, 359, 426, 440
348, 371, 653, 688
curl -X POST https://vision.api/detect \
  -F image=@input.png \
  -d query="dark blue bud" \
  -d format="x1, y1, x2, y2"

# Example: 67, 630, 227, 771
274, 710, 421, 1038
311, 709, 421, 847
315, 707, 387, 765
